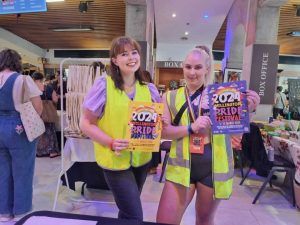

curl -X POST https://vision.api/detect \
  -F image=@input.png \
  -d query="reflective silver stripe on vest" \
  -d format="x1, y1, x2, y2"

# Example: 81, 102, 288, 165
213, 135, 234, 181
168, 138, 189, 168
169, 90, 178, 118
168, 89, 190, 169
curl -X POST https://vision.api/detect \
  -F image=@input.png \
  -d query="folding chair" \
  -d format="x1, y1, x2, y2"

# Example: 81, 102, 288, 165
240, 154, 296, 206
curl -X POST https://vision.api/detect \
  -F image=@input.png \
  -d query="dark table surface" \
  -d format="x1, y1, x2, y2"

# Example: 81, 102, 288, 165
15, 210, 172, 225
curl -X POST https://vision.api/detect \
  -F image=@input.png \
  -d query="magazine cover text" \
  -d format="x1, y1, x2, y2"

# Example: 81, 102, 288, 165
126, 102, 164, 152
207, 80, 250, 134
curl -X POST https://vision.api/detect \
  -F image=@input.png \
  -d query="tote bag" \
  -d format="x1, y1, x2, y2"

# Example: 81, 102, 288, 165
41, 94, 58, 123
19, 76, 45, 142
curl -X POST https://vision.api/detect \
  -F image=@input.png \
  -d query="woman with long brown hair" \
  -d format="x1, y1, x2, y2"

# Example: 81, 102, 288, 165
80, 36, 160, 221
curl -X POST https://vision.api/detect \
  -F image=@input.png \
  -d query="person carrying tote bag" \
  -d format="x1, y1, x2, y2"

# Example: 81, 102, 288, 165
0, 49, 43, 222
31, 72, 60, 158
19, 76, 46, 141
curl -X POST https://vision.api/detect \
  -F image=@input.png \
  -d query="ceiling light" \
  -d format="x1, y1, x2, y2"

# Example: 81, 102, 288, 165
184, 31, 189, 35
46, 0, 64, 2
203, 15, 209, 19
51, 27, 94, 32
287, 31, 300, 37
172, 13, 176, 18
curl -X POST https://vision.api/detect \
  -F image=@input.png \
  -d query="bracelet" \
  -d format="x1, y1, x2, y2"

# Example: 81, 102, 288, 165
109, 139, 114, 151
188, 124, 194, 135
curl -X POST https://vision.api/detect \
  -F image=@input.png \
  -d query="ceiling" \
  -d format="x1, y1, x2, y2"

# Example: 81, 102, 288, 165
0, 0, 300, 57
154, 0, 234, 45
0, 0, 126, 49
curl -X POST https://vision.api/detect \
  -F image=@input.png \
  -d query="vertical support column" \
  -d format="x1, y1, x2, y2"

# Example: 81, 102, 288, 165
247, 0, 287, 120
222, 0, 253, 71
125, 0, 155, 73
223, 0, 288, 120
125, 2, 147, 41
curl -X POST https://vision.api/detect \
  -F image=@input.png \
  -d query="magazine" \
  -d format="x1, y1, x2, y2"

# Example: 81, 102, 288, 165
207, 80, 250, 134
126, 101, 164, 152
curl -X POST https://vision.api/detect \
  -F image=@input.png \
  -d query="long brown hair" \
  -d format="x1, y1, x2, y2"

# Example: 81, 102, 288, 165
109, 36, 144, 90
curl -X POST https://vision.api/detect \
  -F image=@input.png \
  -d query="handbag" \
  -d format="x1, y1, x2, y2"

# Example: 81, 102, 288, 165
19, 76, 45, 142
41, 92, 58, 123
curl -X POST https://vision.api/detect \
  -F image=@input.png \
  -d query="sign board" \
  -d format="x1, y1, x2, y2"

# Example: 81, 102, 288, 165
156, 61, 183, 68
0, 0, 47, 15
249, 44, 279, 104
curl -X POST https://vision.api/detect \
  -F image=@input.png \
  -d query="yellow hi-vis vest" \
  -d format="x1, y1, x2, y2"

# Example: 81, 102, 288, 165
93, 76, 152, 170
165, 87, 234, 199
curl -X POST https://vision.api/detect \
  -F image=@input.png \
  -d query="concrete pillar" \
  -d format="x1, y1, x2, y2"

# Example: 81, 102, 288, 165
125, 0, 147, 41
222, 0, 252, 71
125, 0, 155, 73
249, 0, 288, 120
223, 0, 288, 120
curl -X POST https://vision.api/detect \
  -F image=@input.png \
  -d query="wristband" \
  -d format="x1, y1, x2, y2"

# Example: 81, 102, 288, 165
188, 124, 194, 135
109, 139, 114, 151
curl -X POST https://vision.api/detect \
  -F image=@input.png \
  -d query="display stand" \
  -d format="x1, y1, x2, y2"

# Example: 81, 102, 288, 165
52, 58, 109, 210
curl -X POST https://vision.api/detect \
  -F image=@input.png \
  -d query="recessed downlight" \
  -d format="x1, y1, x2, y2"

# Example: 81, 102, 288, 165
172, 13, 176, 18
184, 31, 189, 36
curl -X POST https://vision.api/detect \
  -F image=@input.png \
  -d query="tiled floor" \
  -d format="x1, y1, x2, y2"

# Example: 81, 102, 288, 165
2, 157, 299, 225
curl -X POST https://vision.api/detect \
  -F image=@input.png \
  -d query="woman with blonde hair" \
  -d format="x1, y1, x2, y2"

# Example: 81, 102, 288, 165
157, 46, 260, 225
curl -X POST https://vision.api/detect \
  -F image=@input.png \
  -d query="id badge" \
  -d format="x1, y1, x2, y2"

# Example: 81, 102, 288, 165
189, 134, 204, 154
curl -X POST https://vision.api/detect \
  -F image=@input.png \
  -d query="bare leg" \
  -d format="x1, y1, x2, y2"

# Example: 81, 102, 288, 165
195, 182, 220, 225
156, 181, 195, 225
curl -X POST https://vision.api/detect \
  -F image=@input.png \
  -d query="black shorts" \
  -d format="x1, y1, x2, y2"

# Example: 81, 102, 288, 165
190, 144, 213, 188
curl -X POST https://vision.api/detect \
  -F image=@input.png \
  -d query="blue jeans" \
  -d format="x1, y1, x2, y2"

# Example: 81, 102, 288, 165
102, 162, 150, 221
0, 115, 37, 215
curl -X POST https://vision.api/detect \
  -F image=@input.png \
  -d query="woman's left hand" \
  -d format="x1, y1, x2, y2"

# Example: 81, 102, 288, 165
246, 90, 260, 112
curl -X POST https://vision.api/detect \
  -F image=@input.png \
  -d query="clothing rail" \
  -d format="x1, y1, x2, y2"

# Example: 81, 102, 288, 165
53, 58, 110, 210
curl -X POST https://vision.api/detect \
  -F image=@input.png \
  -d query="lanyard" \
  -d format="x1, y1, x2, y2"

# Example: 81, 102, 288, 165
184, 86, 204, 123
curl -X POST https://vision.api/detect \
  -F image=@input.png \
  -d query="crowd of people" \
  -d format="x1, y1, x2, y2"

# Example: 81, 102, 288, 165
0, 36, 261, 224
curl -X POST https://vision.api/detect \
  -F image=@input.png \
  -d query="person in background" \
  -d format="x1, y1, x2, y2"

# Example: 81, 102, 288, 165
142, 70, 153, 83
228, 71, 240, 82
53, 70, 67, 111
0, 49, 43, 222
52, 71, 67, 150
80, 36, 160, 221
273, 86, 287, 119
156, 47, 260, 225
31, 72, 60, 158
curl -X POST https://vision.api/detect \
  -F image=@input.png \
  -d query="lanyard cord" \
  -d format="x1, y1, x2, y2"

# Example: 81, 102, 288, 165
184, 86, 203, 123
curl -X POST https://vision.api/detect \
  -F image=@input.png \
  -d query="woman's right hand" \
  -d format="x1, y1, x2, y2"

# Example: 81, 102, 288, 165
191, 116, 212, 135
111, 139, 129, 156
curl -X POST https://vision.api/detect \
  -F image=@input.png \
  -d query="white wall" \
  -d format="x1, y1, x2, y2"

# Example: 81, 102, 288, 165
0, 28, 46, 68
